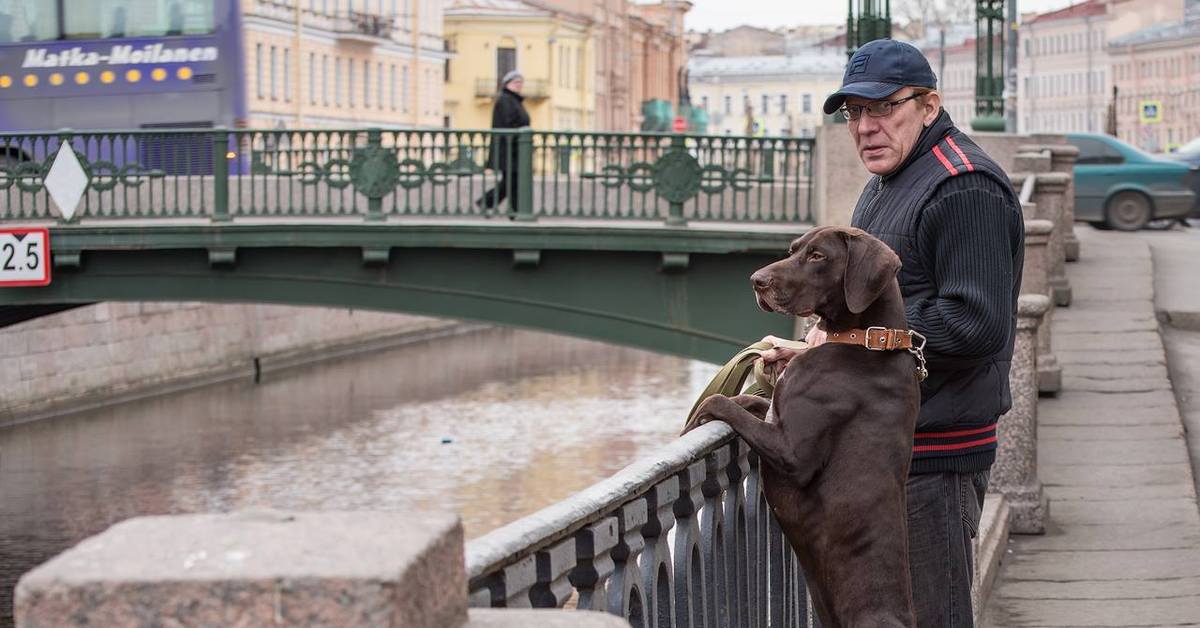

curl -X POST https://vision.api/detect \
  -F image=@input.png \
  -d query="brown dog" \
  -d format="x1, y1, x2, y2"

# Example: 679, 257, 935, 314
682, 226, 920, 628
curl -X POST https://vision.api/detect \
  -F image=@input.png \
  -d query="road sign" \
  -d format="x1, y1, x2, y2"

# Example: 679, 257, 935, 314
0, 228, 52, 287
1139, 100, 1162, 125
672, 116, 688, 133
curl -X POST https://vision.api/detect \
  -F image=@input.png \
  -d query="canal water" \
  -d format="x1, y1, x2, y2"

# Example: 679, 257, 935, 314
0, 324, 720, 624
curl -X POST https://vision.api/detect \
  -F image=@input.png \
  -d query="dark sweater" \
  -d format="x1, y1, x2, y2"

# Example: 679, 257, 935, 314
486, 88, 530, 171
851, 110, 1024, 475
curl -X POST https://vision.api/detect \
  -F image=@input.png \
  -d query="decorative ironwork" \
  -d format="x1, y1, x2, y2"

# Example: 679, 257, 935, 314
0, 153, 163, 194
653, 149, 702, 204
350, 146, 400, 199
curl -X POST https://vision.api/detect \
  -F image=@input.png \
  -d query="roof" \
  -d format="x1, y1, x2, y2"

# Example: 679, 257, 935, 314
1108, 19, 1200, 48
444, 0, 553, 19
688, 52, 846, 79
1025, 0, 1106, 25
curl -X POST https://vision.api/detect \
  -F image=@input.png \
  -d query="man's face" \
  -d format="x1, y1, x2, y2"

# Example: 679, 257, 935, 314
507, 77, 524, 94
846, 88, 941, 176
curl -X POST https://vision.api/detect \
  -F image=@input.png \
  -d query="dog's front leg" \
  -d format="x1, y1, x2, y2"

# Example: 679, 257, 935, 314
684, 394, 802, 480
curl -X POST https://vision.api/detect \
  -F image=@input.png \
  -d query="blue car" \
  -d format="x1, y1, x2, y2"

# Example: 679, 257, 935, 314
1067, 133, 1198, 230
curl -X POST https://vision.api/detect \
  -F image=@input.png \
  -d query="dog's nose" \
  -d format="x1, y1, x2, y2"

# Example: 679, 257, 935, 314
751, 271, 772, 290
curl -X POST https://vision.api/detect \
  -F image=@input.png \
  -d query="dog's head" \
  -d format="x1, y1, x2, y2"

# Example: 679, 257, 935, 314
751, 226, 901, 320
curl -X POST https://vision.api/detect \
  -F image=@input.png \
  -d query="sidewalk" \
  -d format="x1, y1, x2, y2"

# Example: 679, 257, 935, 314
984, 227, 1200, 627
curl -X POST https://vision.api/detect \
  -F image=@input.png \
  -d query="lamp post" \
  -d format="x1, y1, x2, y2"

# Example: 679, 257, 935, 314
973, 0, 1006, 132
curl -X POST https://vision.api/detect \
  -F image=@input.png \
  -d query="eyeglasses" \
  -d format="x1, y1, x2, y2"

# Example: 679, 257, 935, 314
840, 94, 923, 121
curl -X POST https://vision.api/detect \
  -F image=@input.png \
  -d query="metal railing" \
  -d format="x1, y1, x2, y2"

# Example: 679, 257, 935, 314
0, 128, 814, 225
465, 422, 813, 627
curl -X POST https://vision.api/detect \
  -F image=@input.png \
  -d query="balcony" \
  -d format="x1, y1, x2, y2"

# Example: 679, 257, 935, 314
334, 11, 393, 45
474, 78, 549, 100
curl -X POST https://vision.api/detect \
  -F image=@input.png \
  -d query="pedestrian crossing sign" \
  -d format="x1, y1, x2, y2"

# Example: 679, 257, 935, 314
1139, 100, 1162, 124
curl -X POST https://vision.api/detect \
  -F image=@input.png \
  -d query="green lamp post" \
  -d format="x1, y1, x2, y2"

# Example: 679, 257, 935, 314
972, 0, 1007, 132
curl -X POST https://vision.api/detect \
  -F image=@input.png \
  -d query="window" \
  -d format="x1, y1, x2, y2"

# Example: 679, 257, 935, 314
322, 54, 329, 105
701, 95, 709, 111
283, 48, 291, 102
724, 95, 731, 114
577, 46, 583, 89
42, 0, 216, 41
761, 94, 768, 114
363, 60, 369, 108
335, 57, 343, 106
348, 58, 355, 107
390, 64, 396, 110
402, 65, 409, 112
497, 47, 516, 84
802, 93, 812, 113
256, 43, 264, 99
309, 52, 316, 104
1071, 137, 1124, 165
377, 62, 383, 109
779, 94, 787, 113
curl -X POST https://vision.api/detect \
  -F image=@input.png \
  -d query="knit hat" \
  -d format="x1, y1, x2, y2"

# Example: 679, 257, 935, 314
501, 70, 523, 88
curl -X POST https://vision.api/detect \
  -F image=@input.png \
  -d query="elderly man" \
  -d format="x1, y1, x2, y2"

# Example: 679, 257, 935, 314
764, 39, 1024, 626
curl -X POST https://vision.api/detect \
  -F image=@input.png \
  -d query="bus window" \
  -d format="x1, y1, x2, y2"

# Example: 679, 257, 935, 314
0, 0, 59, 43
63, 0, 214, 39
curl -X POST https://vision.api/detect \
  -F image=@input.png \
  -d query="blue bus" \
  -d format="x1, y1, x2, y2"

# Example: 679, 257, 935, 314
0, 0, 246, 166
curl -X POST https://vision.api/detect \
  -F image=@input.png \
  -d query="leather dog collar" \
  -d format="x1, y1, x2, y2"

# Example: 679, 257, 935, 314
825, 327, 929, 381
826, 327, 919, 351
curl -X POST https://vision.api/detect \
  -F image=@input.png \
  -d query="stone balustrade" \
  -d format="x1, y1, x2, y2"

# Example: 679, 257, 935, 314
992, 294, 1052, 534
1021, 143, 1080, 262
1012, 169, 1073, 307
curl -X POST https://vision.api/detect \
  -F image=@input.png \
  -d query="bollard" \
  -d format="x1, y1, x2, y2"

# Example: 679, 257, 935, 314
992, 294, 1051, 534
1023, 219, 1060, 394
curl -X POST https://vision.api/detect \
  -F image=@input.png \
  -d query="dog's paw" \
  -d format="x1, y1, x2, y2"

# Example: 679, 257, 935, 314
680, 394, 725, 435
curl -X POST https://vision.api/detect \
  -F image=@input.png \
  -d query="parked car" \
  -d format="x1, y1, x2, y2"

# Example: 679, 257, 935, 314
1067, 133, 1198, 230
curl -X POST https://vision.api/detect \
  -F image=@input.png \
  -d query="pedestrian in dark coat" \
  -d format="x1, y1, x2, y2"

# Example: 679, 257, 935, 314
479, 70, 530, 214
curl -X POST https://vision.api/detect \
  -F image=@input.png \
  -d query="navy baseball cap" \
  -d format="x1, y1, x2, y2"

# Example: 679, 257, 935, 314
822, 39, 938, 115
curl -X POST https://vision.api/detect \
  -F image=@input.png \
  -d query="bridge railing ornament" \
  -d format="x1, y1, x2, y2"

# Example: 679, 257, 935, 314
465, 421, 814, 628
1, 129, 814, 225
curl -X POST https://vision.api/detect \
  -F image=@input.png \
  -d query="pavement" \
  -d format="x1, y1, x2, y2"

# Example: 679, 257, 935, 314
983, 225, 1200, 627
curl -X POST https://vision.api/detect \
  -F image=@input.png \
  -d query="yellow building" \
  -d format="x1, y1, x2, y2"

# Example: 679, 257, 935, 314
443, 0, 594, 131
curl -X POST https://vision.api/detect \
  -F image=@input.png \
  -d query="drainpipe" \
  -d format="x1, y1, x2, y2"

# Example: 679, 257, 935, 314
411, 0, 421, 126
1085, 13, 1094, 132
294, 1, 304, 126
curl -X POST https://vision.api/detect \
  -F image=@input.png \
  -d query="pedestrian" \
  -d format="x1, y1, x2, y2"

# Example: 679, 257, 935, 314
478, 70, 530, 216
760, 39, 1024, 627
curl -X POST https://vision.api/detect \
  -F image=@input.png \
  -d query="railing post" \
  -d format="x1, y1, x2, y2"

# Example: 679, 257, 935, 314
211, 128, 230, 223
667, 133, 687, 226
515, 128, 535, 221
365, 128, 384, 222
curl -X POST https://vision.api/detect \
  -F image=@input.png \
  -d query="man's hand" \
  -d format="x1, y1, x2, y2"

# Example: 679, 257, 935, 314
758, 325, 826, 378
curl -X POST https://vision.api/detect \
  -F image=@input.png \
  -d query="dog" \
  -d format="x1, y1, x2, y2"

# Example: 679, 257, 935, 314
681, 226, 920, 628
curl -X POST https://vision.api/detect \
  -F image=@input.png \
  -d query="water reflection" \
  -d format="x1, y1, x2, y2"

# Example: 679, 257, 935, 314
0, 325, 719, 624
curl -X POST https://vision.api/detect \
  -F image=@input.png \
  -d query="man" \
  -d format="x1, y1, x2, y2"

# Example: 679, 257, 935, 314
763, 38, 1024, 627
478, 70, 531, 216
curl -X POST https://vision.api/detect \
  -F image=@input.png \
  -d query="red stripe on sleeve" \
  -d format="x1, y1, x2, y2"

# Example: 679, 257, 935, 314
931, 145, 958, 175
945, 136, 975, 172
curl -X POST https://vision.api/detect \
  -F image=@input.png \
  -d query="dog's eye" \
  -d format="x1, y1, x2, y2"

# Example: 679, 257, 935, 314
807, 251, 826, 262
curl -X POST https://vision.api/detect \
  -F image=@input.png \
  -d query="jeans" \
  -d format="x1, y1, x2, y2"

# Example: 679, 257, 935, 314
906, 470, 990, 627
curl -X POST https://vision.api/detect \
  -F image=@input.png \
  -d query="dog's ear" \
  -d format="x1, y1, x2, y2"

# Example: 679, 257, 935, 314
842, 231, 901, 314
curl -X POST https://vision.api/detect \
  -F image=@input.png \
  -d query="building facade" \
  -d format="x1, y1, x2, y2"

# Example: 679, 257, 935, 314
442, 0, 593, 131
242, 0, 449, 128
687, 51, 844, 137
1016, 0, 1189, 138
915, 25, 977, 127
1108, 19, 1200, 150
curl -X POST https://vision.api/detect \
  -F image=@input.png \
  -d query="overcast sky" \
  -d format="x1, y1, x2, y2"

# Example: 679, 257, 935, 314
683, 0, 1083, 32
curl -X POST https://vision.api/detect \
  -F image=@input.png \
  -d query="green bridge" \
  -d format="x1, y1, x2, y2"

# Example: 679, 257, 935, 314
0, 128, 814, 363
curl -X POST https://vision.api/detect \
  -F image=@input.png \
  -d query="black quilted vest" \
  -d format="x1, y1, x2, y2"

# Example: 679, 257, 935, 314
850, 111, 1022, 474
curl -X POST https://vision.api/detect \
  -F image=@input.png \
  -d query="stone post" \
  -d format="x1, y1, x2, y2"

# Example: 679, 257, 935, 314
992, 294, 1051, 534
1022, 219, 1060, 394
15, 510, 632, 628
1023, 144, 1080, 262
1024, 172, 1072, 307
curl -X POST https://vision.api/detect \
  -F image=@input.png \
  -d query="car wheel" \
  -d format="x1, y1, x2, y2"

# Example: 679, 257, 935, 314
1105, 191, 1152, 231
